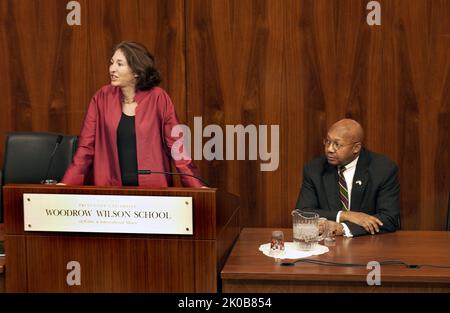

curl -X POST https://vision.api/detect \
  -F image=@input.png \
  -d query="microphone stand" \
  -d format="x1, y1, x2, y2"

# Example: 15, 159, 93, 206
41, 135, 63, 184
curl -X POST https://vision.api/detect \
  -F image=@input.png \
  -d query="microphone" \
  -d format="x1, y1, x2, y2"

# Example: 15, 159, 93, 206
41, 135, 64, 184
137, 169, 209, 187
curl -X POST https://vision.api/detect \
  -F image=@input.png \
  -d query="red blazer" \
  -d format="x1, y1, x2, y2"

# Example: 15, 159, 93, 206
62, 85, 203, 187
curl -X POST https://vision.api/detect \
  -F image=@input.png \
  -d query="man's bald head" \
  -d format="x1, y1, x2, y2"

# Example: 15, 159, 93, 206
328, 119, 364, 143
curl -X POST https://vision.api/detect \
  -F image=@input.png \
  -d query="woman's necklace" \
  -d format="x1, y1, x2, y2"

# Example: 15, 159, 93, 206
122, 96, 135, 104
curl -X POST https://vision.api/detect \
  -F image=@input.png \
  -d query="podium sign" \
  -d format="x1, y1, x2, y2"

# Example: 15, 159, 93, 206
23, 193, 193, 235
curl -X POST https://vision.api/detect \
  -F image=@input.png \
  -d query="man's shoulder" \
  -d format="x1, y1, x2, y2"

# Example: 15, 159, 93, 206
304, 155, 328, 172
364, 149, 397, 171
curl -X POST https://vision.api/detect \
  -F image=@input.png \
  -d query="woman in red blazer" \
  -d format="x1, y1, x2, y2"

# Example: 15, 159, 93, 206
61, 41, 204, 187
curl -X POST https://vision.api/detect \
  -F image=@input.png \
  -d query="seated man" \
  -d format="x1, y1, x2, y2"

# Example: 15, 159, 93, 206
296, 119, 400, 237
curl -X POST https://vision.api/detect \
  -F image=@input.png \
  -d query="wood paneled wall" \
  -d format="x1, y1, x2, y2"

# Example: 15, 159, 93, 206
0, 0, 185, 134
1, 0, 449, 230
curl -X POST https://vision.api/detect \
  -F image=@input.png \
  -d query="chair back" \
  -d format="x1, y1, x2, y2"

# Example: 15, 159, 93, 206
1, 132, 77, 222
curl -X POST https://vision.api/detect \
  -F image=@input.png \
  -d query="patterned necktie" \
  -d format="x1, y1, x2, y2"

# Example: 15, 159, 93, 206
338, 166, 349, 211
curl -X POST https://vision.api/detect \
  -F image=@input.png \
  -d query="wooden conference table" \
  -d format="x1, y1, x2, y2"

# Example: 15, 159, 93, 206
221, 228, 450, 292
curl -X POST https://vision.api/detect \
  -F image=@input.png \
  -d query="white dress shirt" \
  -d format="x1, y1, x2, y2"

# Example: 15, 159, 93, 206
336, 156, 359, 237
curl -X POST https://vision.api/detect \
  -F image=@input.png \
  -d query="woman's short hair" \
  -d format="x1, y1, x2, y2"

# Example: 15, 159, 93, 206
113, 41, 161, 91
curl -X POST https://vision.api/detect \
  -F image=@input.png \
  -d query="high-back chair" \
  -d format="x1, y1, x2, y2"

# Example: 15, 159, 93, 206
0, 132, 77, 222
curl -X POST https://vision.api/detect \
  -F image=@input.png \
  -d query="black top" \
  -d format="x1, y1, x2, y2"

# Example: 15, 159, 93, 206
117, 113, 138, 186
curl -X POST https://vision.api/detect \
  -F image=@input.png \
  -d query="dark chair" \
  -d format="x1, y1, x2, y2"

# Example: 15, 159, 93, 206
0, 132, 77, 222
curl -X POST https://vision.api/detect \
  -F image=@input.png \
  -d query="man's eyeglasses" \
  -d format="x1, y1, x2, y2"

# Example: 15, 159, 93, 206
323, 139, 359, 151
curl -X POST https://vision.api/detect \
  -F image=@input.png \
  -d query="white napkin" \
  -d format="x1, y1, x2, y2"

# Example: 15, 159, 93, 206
259, 242, 329, 259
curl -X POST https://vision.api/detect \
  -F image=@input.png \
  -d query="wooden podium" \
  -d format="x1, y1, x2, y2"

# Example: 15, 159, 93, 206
3, 184, 240, 292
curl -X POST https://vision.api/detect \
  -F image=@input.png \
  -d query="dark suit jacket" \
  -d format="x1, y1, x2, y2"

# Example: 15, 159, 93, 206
296, 148, 400, 236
